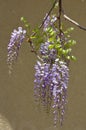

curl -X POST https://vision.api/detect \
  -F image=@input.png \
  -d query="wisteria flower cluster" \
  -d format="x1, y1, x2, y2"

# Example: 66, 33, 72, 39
34, 14, 70, 126
7, 27, 26, 73
7, 1, 77, 127
34, 59, 69, 125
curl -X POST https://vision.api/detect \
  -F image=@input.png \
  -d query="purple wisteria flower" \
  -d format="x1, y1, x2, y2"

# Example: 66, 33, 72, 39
43, 14, 57, 31
52, 59, 69, 126
34, 61, 52, 107
43, 14, 50, 31
7, 27, 26, 73
40, 41, 57, 62
34, 59, 69, 125
34, 14, 69, 126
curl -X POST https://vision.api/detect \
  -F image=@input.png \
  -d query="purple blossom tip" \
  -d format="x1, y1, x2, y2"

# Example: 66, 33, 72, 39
34, 58, 69, 125
7, 27, 26, 73
43, 14, 57, 31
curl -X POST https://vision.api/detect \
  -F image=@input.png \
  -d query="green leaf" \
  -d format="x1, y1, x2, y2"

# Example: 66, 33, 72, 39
30, 36, 36, 39
64, 27, 74, 34
21, 17, 25, 22
25, 24, 29, 28
46, 27, 56, 36
55, 2, 59, 8
48, 44, 54, 49
64, 40, 76, 48
62, 49, 66, 55
20, 17, 30, 30
71, 55, 76, 61
65, 48, 72, 53
55, 44, 61, 49
69, 27, 74, 31
66, 55, 76, 61
58, 48, 63, 56
46, 27, 52, 33
31, 27, 44, 50
69, 40, 76, 45
66, 56, 71, 60
56, 37, 60, 43
48, 37, 54, 42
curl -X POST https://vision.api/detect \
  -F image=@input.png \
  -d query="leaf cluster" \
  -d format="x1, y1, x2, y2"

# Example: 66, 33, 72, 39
30, 27, 44, 50
48, 27, 77, 61
20, 14, 77, 62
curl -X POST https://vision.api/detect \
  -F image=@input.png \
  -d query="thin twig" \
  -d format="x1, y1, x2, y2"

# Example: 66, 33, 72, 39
58, 0, 62, 34
27, 38, 43, 62
31, 0, 58, 37
39, 0, 58, 29
62, 10, 86, 31
27, 0, 58, 58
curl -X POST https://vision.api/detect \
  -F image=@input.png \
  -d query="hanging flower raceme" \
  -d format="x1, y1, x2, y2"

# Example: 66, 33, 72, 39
34, 59, 69, 125
7, 27, 26, 74
33, 12, 75, 125
52, 60, 69, 126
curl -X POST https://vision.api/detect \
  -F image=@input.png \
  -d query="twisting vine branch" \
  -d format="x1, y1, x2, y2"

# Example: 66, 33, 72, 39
58, 0, 62, 36
58, 0, 86, 31
62, 10, 86, 31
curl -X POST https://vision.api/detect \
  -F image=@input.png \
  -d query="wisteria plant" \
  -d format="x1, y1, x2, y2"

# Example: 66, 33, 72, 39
7, 0, 86, 127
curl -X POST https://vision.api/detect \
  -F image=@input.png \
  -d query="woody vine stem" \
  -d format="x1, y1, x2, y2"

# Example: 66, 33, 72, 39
58, 0, 62, 37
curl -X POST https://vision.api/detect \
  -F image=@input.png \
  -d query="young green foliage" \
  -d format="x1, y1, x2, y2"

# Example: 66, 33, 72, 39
48, 25, 77, 62
31, 27, 44, 51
